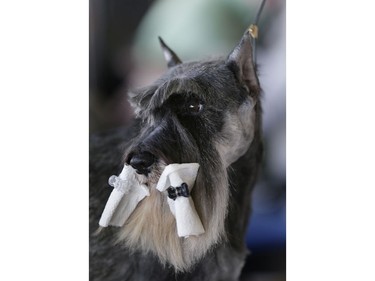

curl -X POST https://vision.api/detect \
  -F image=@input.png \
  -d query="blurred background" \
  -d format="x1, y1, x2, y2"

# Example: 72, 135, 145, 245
90, 0, 285, 280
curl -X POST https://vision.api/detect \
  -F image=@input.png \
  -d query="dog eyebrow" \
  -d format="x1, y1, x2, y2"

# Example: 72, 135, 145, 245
151, 78, 203, 109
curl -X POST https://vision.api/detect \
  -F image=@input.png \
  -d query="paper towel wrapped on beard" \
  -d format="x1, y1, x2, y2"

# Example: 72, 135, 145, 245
156, 163, 205, 238
99, 165, 150, 227
98, 162, 204, 238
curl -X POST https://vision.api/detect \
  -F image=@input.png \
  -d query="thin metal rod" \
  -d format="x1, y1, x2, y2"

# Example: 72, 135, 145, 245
251, 0, 267, 65
254, 0, 267, 26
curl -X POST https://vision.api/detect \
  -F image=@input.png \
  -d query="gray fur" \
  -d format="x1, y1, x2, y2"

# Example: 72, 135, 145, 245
90, 31, 263, 280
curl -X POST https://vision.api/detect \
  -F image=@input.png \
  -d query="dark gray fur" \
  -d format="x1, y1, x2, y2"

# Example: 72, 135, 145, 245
90, 31, 263, 280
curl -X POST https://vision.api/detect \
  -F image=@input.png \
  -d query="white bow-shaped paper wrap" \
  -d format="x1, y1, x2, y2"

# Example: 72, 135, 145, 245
156, 163, 205, 238
99, 165, 149, 227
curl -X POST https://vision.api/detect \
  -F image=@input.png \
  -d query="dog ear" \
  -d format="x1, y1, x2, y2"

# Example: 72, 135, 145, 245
226, 31, 259, 94
158, 37, 182, 68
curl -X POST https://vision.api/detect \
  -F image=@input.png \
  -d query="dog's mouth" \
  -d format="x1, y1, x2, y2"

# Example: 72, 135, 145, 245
129, 161, 204, 238
134, 167, 151, 176
132, 160, 167, 188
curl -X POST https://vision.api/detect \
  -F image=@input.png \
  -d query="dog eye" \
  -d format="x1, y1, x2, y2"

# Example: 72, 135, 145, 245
184, 95, 204, 115
166, 93, 204, 116
187, 99, 204, 114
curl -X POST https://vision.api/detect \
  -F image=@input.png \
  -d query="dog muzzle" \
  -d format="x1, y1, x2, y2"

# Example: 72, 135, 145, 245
98, 163, 205, 238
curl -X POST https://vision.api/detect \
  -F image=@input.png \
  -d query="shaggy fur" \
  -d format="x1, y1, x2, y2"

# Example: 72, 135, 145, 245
90, 31, 263, 281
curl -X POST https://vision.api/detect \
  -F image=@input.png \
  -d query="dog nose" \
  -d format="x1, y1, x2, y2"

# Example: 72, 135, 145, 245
128, 152, 155, 175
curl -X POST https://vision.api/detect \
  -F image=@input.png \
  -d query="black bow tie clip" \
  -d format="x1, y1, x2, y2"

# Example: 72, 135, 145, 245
167, 183, 190, 201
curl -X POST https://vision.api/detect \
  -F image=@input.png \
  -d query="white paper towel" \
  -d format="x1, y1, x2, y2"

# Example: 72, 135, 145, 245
156, 163, 205, 238
99, 165, 149, 227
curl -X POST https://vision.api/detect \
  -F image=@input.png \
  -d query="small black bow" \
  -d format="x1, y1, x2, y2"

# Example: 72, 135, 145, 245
167, 183, 190, 201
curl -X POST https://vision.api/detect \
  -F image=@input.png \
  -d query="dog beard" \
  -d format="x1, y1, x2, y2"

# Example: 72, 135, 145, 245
115, 149, 229, 272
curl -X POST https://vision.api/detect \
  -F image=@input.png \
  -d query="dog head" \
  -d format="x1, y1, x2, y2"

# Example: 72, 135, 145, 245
117, 31, 261, 272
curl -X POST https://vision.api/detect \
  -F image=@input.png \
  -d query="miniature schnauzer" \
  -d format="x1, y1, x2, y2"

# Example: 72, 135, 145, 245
90, 30, 263, 281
